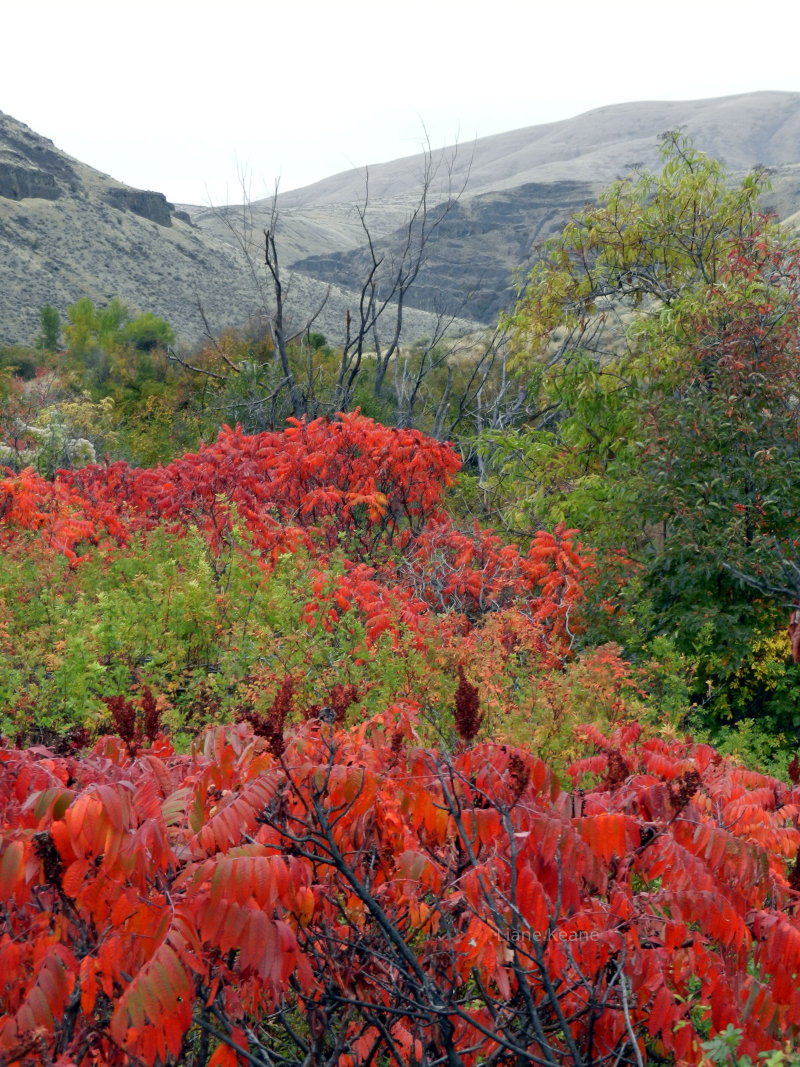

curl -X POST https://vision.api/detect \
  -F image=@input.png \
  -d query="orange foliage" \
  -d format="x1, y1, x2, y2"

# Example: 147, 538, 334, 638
1, 713, 799, 1065
1, 413, 593, 673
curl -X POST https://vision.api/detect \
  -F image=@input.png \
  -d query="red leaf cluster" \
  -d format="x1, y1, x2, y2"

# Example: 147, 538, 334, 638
1, 414, 594, 674
237, 676, 294, 757
1, 712, 799, 1065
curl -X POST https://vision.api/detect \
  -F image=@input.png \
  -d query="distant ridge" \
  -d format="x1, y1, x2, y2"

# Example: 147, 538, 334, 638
1, 92, 799, 346
270, 91, 800, 208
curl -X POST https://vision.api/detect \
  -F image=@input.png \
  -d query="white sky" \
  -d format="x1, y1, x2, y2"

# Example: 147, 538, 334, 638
3, 0, 799, 206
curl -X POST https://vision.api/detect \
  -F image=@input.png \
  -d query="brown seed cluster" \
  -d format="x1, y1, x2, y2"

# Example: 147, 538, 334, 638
307, 683, 360, 725
240, 676, 294, 758
788, 753, 800, 785
507, 752, 530, 806
453, 665, 483, 742
668, 770, 702, 813
603, 748, 630, 790
102, 686, 162, 756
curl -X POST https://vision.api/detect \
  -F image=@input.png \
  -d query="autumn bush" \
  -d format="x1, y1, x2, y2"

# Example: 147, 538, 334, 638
4, 409, 800, 1063
0, 413, 602, 751
2, 708, 800, 1066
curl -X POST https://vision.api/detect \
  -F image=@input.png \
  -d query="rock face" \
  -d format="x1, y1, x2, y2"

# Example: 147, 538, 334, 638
0, 110, 264, 345
0, 162, 61, 202
104, 187, 175, 226
1, 92, 800, 347
0, 113, 74, 203
292, 180, 598, 324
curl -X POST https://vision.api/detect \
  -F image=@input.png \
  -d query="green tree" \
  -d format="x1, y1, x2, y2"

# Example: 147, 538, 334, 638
95, 298, 129, 349
64, 298, 140, 356
64, 297, 100, 355
491, 135, 800, 746
492, 132, 774, 551
633, 233, 800, 743
640, 236, 800, 606
121, 311, 175, 352
36, 304, 61, 351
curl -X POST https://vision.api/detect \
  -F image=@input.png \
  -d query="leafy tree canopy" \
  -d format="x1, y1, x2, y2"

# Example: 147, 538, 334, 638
495, 133, 777, 545
487, 134, 800, 738
36, 304, 61, 352
64, 298, 173, 357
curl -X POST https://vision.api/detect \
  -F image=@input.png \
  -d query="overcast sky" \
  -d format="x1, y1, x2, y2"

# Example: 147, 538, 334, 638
3, 0, 799, 206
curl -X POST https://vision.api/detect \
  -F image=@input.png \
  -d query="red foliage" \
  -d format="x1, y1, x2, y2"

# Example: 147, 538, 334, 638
0, 412, 461, 560
1, 713, 799, 1065
0, 413, 631, 1064
0, 413, 593, 665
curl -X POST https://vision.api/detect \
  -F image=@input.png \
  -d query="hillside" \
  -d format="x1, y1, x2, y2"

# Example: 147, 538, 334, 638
0, 110, 476, 347
1, 92, 800, 345
277, 92, 800, 324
